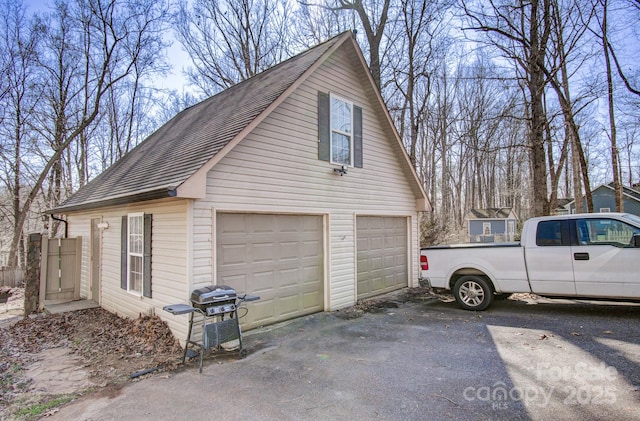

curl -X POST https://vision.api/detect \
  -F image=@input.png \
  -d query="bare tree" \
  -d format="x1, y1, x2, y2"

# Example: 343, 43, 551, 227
597, 0, 623, 210
303, 0, 392, 90
462, 0, 553, 216
0, 0, 42, 267
546, 0, 596, 213
292, 1, 353, 47
388, 0, 451, 167
6, 0, 169, 267
175, 0, 292, 96
95, 0, 170, 167
602, 0, 640, 98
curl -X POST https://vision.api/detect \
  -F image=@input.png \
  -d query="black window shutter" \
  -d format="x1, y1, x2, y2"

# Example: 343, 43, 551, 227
354, 105, 363, 168
318, 91, 330, 161
121, 215, 127, 290
143, 214, 152, 298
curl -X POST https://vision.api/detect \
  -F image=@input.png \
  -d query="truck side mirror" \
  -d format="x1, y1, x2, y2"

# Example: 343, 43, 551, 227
634, 234, 640, 248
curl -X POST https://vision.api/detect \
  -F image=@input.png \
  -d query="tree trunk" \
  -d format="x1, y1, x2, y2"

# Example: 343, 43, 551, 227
602, 0, 622, 211
528, 0, 551, 217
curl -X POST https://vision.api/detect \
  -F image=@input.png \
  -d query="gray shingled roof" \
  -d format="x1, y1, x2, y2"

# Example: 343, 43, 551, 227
51, 32, 350, 213
466, 208, 515, 220
605, 182, 640, 202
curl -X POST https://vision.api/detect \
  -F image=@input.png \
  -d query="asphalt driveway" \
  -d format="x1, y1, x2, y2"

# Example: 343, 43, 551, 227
49, 291, 640, 421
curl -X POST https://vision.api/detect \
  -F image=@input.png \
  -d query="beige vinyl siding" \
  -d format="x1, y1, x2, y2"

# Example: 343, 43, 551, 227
66, 198, 192, 342
193, 45, 420, 310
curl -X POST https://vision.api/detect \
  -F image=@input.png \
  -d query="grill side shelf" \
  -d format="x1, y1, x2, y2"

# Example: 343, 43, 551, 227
163, 304, 198, 315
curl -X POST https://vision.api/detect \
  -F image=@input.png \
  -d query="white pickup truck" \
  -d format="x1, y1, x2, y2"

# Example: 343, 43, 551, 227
420, 212, 640, 311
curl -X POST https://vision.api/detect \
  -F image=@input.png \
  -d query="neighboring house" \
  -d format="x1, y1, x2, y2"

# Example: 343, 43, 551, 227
49, 32, 430, 343
466, 208, 518, 243
552, 198, 573, 215
568, 183, 640, 216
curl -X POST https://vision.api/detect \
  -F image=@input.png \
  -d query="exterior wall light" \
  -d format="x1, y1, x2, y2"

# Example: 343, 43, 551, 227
333, 165, 348, 176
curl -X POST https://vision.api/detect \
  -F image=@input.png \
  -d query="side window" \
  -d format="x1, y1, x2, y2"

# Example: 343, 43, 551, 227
318, 91, 363, 168
577, 218, 640, 247
536, 220, 563, 246
128, 213, 144, 294
121, 213, 152, 297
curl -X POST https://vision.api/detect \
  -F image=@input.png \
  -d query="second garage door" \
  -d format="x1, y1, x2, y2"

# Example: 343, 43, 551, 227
216, 213, 324, 329
356, 216, 408, 299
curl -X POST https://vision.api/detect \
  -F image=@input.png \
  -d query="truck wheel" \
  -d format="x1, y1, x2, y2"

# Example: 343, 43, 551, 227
453, 276, 494, 311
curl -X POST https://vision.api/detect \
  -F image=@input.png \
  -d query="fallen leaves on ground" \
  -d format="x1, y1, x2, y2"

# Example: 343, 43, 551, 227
0, 304, 183, 416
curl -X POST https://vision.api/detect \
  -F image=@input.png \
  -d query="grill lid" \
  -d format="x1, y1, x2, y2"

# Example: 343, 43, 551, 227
190, 285, 237, 305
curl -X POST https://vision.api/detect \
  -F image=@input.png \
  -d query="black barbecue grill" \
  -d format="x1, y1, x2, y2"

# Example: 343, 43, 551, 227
164, 285, 259, 373
191, 285, 238, 315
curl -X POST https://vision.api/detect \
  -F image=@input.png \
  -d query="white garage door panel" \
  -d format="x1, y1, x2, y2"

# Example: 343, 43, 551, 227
357, 216, 408, 300
217, 213, 324, 329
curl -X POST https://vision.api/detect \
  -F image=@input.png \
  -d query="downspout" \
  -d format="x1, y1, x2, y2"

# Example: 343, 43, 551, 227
49, 214, 68, 238
57, 237, 62, 292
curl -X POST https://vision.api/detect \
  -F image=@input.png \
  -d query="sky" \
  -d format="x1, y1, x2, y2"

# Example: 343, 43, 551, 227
28, 0, 192, 93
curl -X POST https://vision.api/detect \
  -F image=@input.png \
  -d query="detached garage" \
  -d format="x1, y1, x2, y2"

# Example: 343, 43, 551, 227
49, 32, 430, 343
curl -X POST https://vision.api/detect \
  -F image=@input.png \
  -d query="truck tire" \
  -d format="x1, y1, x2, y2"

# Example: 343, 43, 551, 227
453, 275, 494, 311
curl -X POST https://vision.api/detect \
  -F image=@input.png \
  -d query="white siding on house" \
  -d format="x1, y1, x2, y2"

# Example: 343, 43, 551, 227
63, 41, 423, 346
192, 46, 420, 312
66, 198, 192, 342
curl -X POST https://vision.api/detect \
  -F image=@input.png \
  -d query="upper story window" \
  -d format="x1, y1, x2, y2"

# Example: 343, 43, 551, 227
318, 91, 363, 168
330, 94, 353, 165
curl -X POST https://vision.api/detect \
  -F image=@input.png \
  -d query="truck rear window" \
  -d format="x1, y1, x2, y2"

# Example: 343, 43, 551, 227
536, 221, 563, 246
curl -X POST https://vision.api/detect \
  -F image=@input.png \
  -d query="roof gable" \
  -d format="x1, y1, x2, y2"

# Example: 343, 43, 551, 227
52, 31, 428, 213
466, 208, 517, 220
597, 182, 640, 203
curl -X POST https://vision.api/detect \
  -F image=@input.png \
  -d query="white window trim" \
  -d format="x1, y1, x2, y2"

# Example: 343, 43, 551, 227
329, 93, 353, 166
127, 212, 144, 296
483, 222, 492, 235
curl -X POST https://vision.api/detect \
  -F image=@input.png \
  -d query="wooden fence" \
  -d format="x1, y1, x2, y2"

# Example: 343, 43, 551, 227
0, 267, 24, 287
39, 237, 81, 302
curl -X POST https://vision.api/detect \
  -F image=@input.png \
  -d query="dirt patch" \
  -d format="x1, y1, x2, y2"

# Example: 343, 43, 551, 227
0, 286, 25, 328
0, 298, 183, 420
334, 287, 445, 319
24, 348, 93, 395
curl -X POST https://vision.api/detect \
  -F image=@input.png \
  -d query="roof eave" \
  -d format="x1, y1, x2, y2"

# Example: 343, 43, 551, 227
49, 187, 178, 214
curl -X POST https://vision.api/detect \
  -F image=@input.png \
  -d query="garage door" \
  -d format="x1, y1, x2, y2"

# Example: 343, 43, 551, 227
216, 213, 324, 329
357, 216, 408, 299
